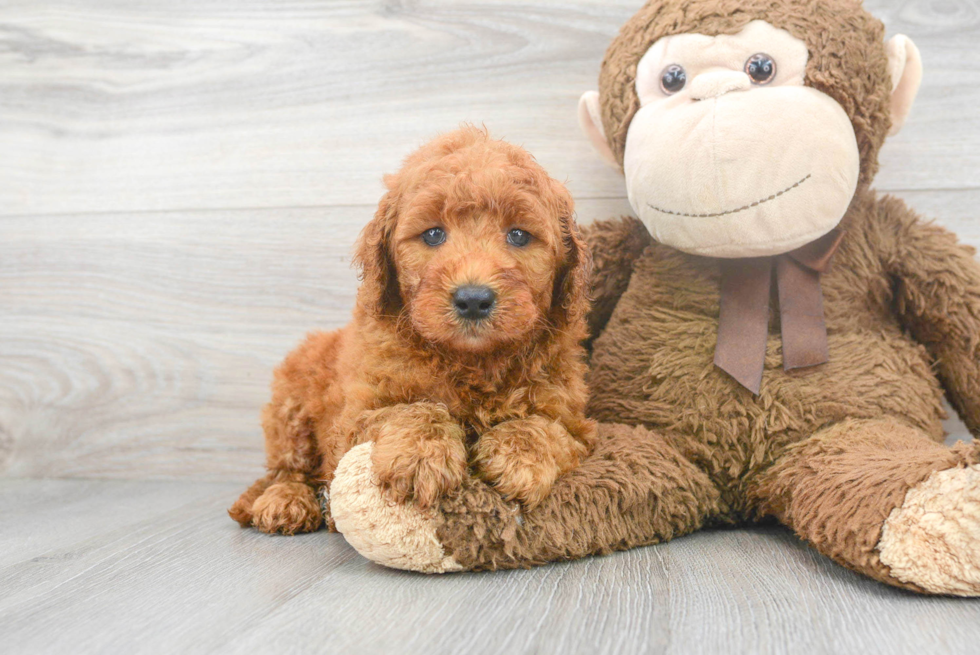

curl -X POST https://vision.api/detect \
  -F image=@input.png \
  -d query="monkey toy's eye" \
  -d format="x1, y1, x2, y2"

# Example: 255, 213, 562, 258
506, 228, 531, 247
659, 64, 687, 94
745, 53, 776, 85
421, 227, 446, 246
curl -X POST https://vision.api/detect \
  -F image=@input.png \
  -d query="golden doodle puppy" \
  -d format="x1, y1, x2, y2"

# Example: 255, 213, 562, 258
230, 127, 597, 535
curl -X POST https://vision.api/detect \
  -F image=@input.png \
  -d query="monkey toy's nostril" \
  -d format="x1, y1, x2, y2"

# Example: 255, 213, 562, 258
453, 285, 496, 321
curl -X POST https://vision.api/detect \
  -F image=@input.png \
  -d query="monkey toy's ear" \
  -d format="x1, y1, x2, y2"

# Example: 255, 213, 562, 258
885, 35, 923, 136
578, 91, 620, 169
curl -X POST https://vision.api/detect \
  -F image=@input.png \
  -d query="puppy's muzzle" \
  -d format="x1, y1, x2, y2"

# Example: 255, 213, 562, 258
453, 285, 496, 321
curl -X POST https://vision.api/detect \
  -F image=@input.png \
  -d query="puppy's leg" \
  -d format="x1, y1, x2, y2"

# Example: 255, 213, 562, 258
354, 403, 468, 510
230, 330, 344, 535
473, 416, 590, 509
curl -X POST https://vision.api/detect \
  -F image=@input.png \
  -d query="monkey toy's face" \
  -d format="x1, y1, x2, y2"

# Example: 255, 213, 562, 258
580, 18, 921, 259
625, 20, 857, 257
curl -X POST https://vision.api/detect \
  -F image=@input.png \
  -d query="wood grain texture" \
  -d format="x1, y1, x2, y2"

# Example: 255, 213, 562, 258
2, 192, 975, 479
1, 2, 979, 650
1, 479, 978, 655
1, 0, 979, 217
0, 205, 362, 479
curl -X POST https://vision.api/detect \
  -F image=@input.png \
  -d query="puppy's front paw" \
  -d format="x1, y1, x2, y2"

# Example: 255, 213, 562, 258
473, 416, 587, 509
372, 435, 467, 509
475, 452, 559, 510
368, 405, 467, 510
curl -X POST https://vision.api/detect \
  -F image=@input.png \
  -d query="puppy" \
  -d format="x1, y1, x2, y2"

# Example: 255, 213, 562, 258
230, 126, 596, 535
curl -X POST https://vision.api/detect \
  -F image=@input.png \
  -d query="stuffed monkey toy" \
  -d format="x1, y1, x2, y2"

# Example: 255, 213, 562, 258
327, 0, 980, 595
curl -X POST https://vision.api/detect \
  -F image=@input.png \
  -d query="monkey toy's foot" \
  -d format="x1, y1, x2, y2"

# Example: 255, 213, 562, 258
878, 464, 980, 596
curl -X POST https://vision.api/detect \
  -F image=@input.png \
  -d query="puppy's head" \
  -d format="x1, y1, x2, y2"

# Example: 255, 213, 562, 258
354, 126, 590, 354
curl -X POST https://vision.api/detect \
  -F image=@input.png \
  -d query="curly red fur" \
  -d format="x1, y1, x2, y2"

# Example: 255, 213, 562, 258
229, 126, 596, 533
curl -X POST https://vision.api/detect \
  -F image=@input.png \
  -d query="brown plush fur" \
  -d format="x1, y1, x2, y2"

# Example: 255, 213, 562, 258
752, 417, 980, 591
435, 423, 724, 570
403, 0, 980, 592
229, 127, 596, 534
430, 194, 980, 591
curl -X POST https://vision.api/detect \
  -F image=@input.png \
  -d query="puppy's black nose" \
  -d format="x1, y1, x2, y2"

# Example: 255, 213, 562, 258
453, 285, 496, 320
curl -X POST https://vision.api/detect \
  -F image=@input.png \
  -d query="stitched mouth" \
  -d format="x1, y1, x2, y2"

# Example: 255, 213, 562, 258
646, 173, 812, 219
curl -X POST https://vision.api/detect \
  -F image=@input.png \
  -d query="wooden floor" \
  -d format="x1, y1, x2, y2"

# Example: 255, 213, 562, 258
1, 1, 979, 653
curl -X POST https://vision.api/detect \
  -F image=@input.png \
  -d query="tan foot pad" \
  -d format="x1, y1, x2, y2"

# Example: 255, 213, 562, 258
878, 464, 980, 596
329, 443, 463, 573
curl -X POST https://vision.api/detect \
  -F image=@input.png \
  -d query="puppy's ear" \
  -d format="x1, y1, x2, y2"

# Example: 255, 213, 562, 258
549, 181, 592, 332
353, 191, 402, 318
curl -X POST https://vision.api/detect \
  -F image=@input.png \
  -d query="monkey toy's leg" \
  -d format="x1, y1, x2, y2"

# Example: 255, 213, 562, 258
229, 330, 346, 535
330, 423, 724, 572
751, 418, 980, 595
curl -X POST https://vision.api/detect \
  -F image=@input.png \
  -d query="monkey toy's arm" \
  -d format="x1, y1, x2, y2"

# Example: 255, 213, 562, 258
581, 216, 652, 345
877, 194, 980, 434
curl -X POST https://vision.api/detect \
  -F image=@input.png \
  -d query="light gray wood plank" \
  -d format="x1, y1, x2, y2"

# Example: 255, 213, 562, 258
0, 479, 359, 654
0, 478, 236, 567
0, 206, 364, 479
2, 479, 977, 655
1, 2, 978, 653
1, 0, 978, 218
653, 528, 980, 655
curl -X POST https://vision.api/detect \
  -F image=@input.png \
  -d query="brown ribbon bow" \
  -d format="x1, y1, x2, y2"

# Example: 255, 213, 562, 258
713, 229, 845, 394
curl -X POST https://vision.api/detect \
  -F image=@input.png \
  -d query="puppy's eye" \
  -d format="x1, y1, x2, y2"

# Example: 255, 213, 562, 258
506, 228, 531, 247
745, 53, 776, 85
421, 227, 446, 246
660, 64, 687, 94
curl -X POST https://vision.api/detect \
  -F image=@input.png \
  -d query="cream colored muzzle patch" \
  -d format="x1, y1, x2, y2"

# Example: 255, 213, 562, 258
330, 442, 464, 574
877, 464, 980, 596
615, 20, 860, 258
624, 86, 860, 258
